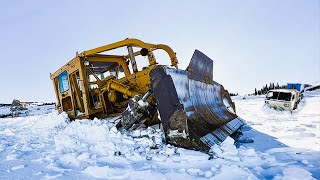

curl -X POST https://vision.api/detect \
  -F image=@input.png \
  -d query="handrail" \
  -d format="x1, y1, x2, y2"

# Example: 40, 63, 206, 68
78, 38, 178, 68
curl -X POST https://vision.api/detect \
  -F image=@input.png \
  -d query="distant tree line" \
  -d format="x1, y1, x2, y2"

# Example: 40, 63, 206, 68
254, 82, 286, 95
225, 89, 239, 96
229, 93, 239, 96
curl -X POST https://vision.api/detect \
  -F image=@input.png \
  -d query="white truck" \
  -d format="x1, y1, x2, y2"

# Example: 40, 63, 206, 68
265, 89, 301, 111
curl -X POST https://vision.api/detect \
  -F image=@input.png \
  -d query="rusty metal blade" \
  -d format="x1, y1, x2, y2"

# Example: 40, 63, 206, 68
150, 50, 244, 152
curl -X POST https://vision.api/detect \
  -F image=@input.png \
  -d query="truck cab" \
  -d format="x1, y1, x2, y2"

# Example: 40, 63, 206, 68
265, 89, 300, 111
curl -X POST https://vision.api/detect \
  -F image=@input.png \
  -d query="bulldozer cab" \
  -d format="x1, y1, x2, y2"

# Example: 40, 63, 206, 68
51, 55, 132, 119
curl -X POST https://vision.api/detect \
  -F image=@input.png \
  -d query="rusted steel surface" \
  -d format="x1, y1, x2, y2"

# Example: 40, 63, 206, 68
150, 50, 244, 152
187, 50, 214, 84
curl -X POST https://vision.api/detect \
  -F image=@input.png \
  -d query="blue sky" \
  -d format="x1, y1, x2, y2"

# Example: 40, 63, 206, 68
0, 0, 319, 103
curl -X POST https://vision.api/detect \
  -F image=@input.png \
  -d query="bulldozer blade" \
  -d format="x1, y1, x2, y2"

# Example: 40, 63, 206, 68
150, 50, 244, 152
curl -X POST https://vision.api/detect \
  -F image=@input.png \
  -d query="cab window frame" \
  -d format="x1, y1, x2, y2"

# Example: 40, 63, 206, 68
58, 71, 70, 93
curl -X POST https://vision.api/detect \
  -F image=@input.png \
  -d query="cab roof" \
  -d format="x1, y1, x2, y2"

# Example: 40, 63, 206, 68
268, 89, 299, 93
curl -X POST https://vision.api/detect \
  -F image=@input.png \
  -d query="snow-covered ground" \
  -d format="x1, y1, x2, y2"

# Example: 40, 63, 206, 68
0, 91, 319, 179
0, 106, 11, 117
0, 103, 54, 118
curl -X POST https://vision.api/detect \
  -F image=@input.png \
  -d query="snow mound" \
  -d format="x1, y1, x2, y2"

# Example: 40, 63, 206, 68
274, 167, 314, 180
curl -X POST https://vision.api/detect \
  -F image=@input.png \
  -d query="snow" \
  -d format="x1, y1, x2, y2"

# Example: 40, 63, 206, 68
11, 165, 26, 171
0, 104, 54, 117
273, 167, 314, 180
137, 100, 148, 108
236, 91, 320, 151
0, 91, 319, 179
0, 106, 11, 117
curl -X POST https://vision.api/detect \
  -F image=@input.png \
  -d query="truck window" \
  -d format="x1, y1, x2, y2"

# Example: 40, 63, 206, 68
278, 92, 292, 101
58, 71, 69, 93
267, 92, 279, 100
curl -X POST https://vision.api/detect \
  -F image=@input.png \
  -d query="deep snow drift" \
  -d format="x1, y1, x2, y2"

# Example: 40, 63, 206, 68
0, 91, 319, 179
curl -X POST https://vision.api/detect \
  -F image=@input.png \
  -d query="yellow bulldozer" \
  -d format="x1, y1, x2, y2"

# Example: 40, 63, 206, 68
50, 38, 243, 152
